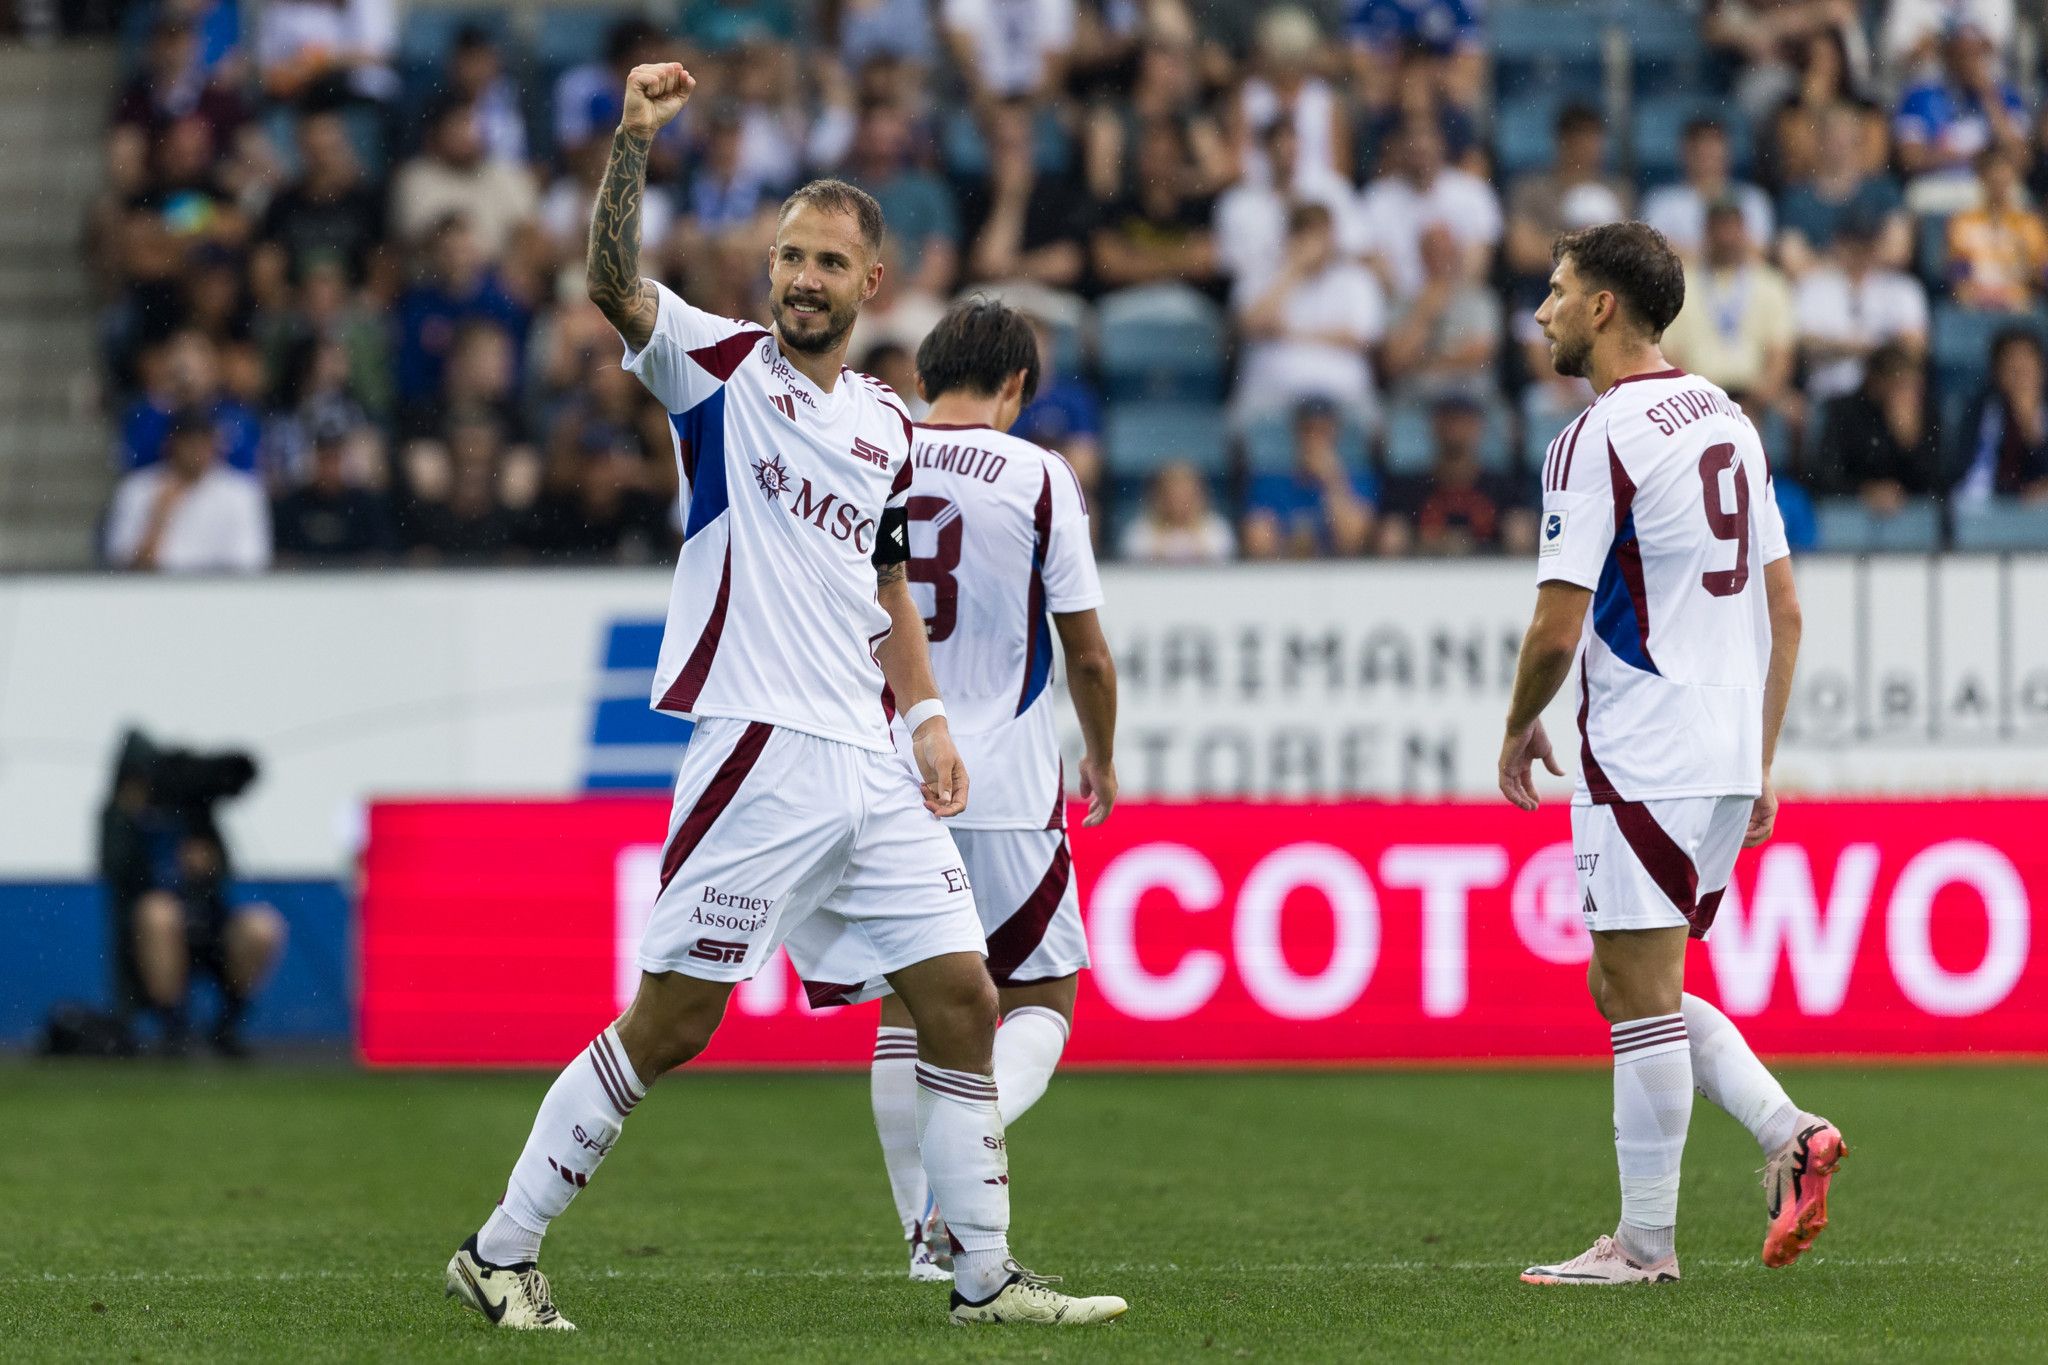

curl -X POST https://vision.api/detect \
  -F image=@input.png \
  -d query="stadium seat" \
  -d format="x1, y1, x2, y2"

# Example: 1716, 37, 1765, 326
537, 9, 617, 72
397, 9, 507, 73
1951, 500, 2048, 551
1237, 409, 1369, 476
1931, 305, 2048, 388
1105, 398, 1230, 477
1633, 94, 1751, 183
1383, 400, 1514, 476
1096, 285, 1227, 401
1814, 497, 1943, 552
1494, 94, 1568, 181
1490, 5, 1608, 95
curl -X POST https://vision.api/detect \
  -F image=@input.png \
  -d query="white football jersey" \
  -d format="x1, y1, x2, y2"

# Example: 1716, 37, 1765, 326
624, 283, 915, 752
1536, 368, 1791, 804
892, 422, 1103, 829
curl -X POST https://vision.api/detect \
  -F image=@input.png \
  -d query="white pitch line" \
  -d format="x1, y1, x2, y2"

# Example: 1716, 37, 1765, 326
4, 1255, 1974, 1287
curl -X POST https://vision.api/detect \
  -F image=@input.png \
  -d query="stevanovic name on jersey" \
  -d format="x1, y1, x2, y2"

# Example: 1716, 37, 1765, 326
892, 422, 1102, 829
1536, 368, 1790, 804
624, 283, 915, 752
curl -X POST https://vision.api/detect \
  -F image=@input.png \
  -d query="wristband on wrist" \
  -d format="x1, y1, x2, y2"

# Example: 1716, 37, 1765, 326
904, 698, 947, 733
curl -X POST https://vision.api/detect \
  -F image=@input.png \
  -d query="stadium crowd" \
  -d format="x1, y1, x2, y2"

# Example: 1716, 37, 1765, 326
83, 0, 2048, 571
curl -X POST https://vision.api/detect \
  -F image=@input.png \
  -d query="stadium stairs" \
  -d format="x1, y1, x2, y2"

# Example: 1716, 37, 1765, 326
0, 41, 117, 570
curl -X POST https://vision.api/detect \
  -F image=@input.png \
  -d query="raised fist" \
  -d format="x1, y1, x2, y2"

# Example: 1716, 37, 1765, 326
621, 63, 695, 137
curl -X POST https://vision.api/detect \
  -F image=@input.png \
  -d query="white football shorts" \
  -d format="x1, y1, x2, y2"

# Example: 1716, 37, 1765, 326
1572, 794, 1754, 939
953, 828, 1090, 987
637, 716, 987, 1006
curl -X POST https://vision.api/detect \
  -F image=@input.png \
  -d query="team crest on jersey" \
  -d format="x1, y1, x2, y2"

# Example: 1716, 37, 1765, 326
770, 392, 797, 422
1540, 509, 1566, 557
753, 454, 794, 499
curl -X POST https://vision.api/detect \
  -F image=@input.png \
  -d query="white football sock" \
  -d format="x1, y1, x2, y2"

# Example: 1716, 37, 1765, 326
1611, 1013, 1692, 1263
477, 1025, 646, 1266
1681, 993, 1801, 1153
915, 1061, 1011, 1300
870, 1026, 928, 1240
993, 1006, 1070, 1127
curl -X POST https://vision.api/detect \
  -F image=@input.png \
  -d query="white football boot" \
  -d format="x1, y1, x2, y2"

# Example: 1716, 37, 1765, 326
445, 1235, 576, 1330
1520, 1234, 1680, 1286
949, 1260, 1128, 1326
907, 1217, 952, 1283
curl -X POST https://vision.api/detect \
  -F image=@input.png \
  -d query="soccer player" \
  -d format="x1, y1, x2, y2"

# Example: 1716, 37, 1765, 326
865, 298, 1117, 1281
442, 64, 1125, 1330
1500, 221, 1848, 1286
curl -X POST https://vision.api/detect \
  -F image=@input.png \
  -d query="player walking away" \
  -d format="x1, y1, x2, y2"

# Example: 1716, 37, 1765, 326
865, 298, 1118, 1282
441, 64, 1125, 1331
1499, 221, 1848, 1287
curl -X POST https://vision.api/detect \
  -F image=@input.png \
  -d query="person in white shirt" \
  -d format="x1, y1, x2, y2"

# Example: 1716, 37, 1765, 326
389, 98, 538, 257
1358, 117, 1501, 300
442, 61, 1124, 1335
1507, 219, 1844, 1290
1231, 202, 1388, 426
1119, 461, 1235, 562
1883, 0, 2013, 75
1214, 117, 1369, 287
1793, 212, 1929, 402
1237, 6, 1350, 183
942, 0, 1074, 102
1640, 118, 1775, 259
105, 411, 271, 573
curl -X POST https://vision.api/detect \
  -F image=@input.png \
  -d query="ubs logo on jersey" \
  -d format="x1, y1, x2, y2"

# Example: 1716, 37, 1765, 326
1540, 509, 1566, 557
758, 339, 818, 411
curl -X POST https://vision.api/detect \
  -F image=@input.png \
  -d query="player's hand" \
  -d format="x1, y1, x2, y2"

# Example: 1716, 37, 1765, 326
622, 63, 695, 137
912, 717, 969, 818
1079, 755, 1117, 827
1744, 780, 1779, 847
1498, 718, 1563, 812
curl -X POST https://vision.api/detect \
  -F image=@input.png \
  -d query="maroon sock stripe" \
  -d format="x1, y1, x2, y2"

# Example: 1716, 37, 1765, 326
590, 1037, 639, 1112
984, 836, 1072, 984
587, 1046, 634, 1118
918, 1079, 999, 1104
873, 1045, 919, 1060
658, 720, 773, 891
915, 1066, 998, 1102
1613, 1027, 1689, 1057
1612, 1023, 1687, 1046
1611, 1014, 1685, 1039
593, 1033, 643, 1106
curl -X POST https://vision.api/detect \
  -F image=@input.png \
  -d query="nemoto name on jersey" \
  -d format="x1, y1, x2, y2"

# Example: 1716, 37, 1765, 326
914, 441, 1008, 484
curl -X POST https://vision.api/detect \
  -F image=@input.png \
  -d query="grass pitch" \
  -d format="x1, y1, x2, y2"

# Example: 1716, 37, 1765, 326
5, 1062, 2042, 1362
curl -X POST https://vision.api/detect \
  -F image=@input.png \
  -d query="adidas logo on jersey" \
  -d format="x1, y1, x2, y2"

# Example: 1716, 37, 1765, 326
770, 392, 797, 422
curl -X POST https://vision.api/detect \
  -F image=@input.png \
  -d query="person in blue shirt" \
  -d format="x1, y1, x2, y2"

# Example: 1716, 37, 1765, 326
1013, 315, 1104, 522
1894, 25, 2028, 186
1346, 0, 1485, 111
392, 214, 529, 409
1242, 398, 1379, 558
120, 331, 263, 473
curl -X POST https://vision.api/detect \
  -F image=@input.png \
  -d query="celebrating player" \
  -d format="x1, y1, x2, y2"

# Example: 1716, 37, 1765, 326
442, 64, 1125, 1330
865, 299, 1118, 1281
1500, 221, 1848, 1286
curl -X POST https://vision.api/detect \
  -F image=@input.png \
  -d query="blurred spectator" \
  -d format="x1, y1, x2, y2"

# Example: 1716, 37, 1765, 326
675, 107, 779, 242
446, 24, 528, 165
111, 14, 248, 158
1231, 203, 1388, 425
392, 216, 528, 410
1215, 117, 1368, 288
1090, 119, 1220, 293
1345, 0, 1486, 113
397, 416, 523, 563
1705, 0, 1872, 124
1893, 24, 2027, 210
1883, 0, 2014, 77
390, 99, 539, 258
1237, 8, 1349, 184
121, 331, 262, 472
1641, 118, 1774, 258
272, 412, 396, 564
837, 0, 940, 68
1794, 212, 1929, 402
255, 111, 385, 287
1776, 102, 1908, 275
523, 431, 672, 565
1084, 26, 1233, 201
1013, 316, 1104, 501
1951, 327, 2048, 503
254, 0, 398, 107
845, 101, 959, 299
1505, 104, 1629, 283
105, 410, 272, 572
680, 0, 797, 53
1241, 399, 1377, 558
1944, 146, 2048, 310
1120, 462, 1235, 562
725, 42, 811, 192
1382, 222, 1501, 407
958, 100, 1090, 290
553, 19, 683, 169
1359, 117, 1500, 301
1377, 396, 1533, 556
259, 257, 392, 419
1808, 341, 1942, 511
403, 319, 524, 443
943, 0, 1073, 104
1661, 201, 1798, 421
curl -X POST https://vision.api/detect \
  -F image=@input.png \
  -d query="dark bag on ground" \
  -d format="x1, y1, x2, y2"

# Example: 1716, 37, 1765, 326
39, 1002, 137, 1058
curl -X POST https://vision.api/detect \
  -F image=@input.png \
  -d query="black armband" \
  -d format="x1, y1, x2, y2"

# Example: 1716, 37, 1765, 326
872, 505, 910, 567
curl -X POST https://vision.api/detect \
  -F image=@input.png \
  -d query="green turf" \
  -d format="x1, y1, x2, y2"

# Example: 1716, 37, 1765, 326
4, 1063, 2042, 1362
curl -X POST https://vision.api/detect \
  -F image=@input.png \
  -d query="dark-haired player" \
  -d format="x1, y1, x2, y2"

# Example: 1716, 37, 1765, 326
1502, 221, 1847, 1286
864, 298, 1117, 1282
442, 64, 1124, 1331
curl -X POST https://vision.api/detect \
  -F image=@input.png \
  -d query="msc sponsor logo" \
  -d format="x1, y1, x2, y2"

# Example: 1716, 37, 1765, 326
687, 938, 750, 964
787, 478, 878, 553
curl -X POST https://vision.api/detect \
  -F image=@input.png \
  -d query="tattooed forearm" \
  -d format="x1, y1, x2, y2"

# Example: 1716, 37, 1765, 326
586, 126, 659, 348
875, 561, 907, 587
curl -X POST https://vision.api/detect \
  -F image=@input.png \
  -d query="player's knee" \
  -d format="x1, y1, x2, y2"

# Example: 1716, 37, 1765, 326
243, 904, 288, 959
925, 969, 999, 1044
135, 891, 185, 944
619, 983, 729, 1075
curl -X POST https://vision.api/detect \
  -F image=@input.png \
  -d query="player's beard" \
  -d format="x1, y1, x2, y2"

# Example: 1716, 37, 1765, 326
1550, 329, 1592, 380
771, 288, 858, 355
